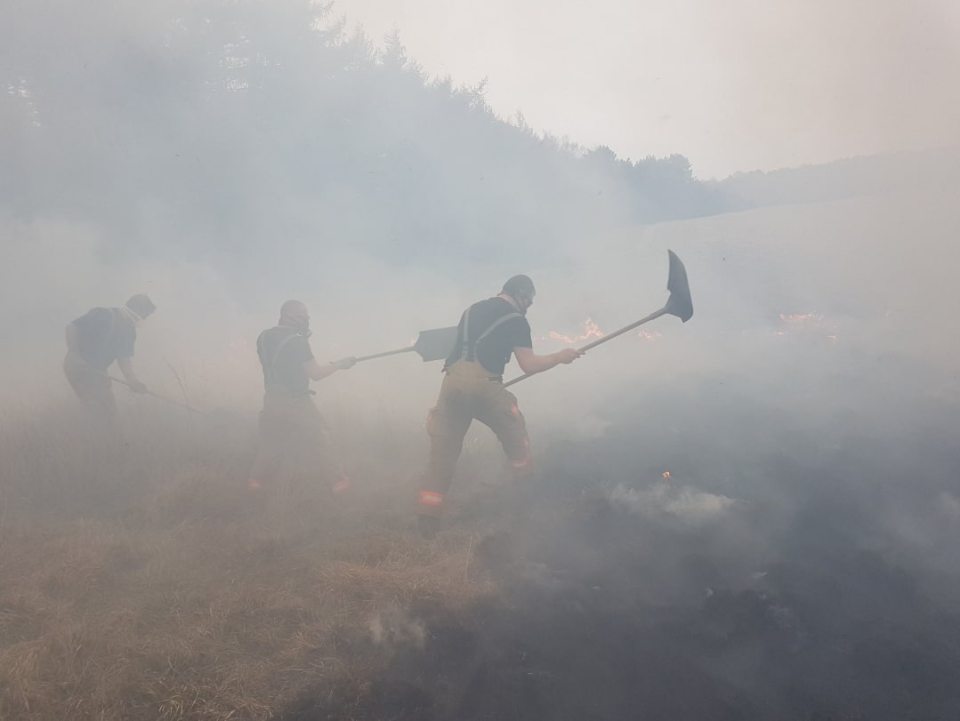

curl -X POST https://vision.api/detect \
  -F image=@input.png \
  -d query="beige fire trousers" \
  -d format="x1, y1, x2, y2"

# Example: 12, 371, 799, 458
63, 352, 117, 424
418, 361, 531, 516
249, 392, 347, 492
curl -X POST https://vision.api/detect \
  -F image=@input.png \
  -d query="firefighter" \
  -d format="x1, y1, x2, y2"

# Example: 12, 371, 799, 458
247, 300, 356, 492
417, 275, 581, 535
63, 294, 156, 425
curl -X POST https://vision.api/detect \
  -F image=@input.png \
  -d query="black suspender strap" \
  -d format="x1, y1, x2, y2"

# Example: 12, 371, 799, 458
260, 328, 305, 385
456, 307, 522, 362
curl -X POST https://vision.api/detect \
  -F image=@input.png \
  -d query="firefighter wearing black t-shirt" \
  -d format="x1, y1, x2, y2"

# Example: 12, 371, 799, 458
417, 275, 581, 532
63, 294, 156, 424
247, 300, 356, 492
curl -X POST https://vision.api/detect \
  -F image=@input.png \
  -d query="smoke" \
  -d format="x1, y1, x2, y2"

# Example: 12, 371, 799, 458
608, 481, 737, 525
3, 0, 958, 597
342, 0, 960, 177
2, 1, 960, 719
369, 606, 427, 649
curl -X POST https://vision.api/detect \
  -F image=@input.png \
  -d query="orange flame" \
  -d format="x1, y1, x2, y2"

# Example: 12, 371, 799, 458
547, 317, 605, 345
776, 312, 839, 342
779, 312, 823, 324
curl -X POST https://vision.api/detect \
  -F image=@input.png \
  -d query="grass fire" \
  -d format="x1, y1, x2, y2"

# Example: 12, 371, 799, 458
2, 0, 960, 719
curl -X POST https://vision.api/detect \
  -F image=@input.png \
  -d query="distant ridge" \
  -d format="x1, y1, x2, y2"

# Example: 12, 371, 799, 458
713, 147, 960, 211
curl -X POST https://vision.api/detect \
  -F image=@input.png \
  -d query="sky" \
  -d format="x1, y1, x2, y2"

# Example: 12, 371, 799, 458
338, 0, 960, 179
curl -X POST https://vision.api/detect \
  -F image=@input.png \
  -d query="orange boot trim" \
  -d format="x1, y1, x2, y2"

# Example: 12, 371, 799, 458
418, 490, 445, 507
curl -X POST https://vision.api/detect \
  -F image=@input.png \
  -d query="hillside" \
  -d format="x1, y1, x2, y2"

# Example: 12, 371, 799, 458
2, 0, 721, 289
3, 182, 960, 719
714, 147, 960, 210
3, 1, 960, 719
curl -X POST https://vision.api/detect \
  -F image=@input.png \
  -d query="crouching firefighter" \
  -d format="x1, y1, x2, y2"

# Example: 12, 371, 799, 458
417, 275, 581, 536
247, 300, 356, 493
63, 293, 156, 426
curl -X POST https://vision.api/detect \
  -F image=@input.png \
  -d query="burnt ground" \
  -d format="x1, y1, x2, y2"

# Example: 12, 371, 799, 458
290, 371, 960, 721
2, 359, 959, 721
290, 502, 960, 721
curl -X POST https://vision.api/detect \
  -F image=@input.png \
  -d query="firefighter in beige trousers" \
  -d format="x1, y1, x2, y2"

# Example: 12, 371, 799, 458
418, 275, 581, 535
248, 300, 356, 492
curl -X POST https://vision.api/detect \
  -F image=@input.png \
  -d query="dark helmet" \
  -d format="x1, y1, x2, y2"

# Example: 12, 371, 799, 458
502, 274, 536, 303
125, 294, 156, 319
279, 299, 310, 332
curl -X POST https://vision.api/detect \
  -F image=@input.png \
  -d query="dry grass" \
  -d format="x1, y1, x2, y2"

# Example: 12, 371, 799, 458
0, 404, 496, 720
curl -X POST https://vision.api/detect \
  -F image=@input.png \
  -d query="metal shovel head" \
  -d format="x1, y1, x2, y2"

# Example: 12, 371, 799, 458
664, 250, 693, 322
413, 325, 459, 362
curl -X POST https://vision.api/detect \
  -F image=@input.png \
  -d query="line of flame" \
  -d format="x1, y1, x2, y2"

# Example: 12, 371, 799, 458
547, 318, 606, 345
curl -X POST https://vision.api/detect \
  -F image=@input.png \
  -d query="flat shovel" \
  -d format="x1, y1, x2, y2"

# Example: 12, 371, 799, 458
354, 325, 459, 364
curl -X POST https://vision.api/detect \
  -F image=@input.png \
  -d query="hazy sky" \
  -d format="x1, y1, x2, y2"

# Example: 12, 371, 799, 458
339, 0, 960, 178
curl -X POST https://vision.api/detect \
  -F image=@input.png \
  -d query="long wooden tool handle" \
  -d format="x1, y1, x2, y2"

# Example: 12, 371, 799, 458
354, 346, 415, 363
108, 375, 208, 415
578, 307, 667, 352
503, 306, 667, 388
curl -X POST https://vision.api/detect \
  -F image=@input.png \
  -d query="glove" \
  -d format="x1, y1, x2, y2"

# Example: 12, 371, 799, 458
332, 356, 357, 370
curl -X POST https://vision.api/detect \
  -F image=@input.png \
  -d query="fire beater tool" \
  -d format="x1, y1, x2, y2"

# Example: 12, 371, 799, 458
504, 249, 693, 388
354, 325, 459, 364
108, 375, 210, 415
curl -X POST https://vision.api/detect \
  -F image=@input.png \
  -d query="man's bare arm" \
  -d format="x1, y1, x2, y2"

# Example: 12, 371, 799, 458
303, 356, 357, 381
117, 357, 147, 392
513, 346, 581, 376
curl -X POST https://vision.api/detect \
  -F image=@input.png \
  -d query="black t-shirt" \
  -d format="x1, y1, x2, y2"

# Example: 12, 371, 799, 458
445, 297, 533, 377
70, 307, 137, 370
257, 326, 314, 396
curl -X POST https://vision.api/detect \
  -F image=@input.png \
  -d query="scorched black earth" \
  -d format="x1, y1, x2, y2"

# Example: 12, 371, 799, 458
289, 374, 960, 721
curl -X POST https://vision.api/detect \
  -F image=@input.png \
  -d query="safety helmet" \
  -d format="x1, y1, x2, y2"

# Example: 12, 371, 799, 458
502, 274, 536, 304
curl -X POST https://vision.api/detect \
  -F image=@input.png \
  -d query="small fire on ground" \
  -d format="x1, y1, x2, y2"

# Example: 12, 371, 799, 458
547, 318, 605, 345
776, 312, 838, 342
545, 318, 662, 345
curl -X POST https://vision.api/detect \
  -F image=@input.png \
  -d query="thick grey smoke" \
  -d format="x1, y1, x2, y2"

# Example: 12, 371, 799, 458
2, 0, 958, 586
1, 1, 960, 719
342, 0, 960, 176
